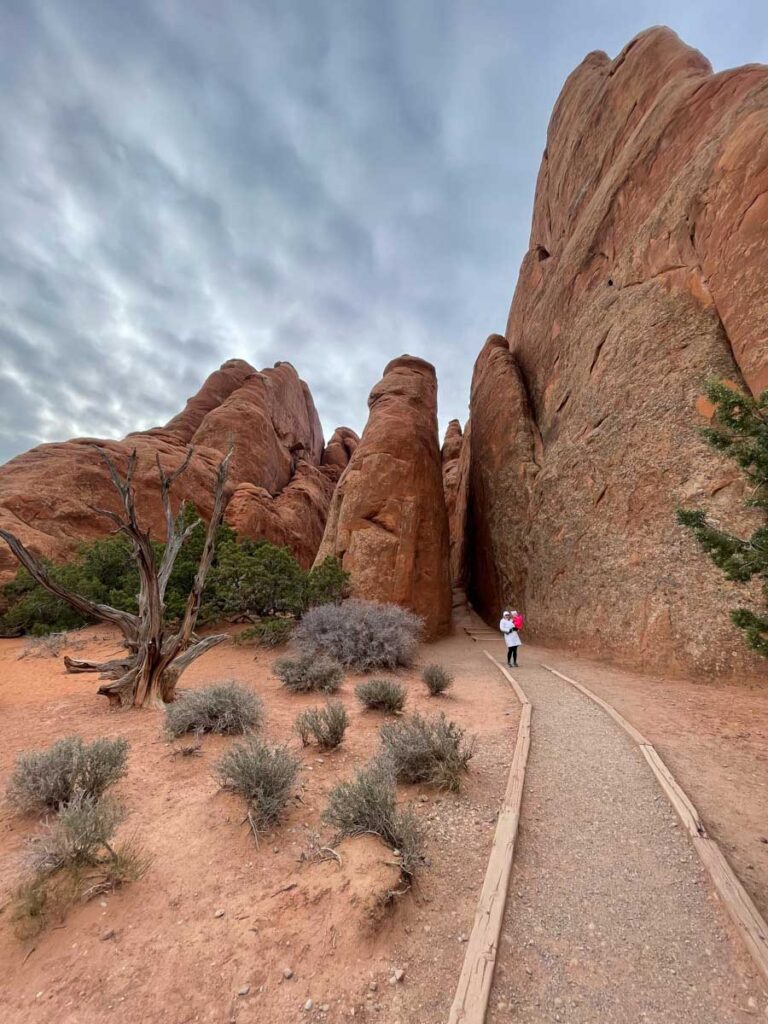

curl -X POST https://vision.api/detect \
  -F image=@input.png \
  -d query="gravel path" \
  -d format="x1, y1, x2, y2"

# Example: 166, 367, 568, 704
484, 658, 763, 1024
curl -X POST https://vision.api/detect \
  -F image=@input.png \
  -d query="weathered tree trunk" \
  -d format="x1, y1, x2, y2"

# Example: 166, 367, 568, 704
0, 444, 232, 708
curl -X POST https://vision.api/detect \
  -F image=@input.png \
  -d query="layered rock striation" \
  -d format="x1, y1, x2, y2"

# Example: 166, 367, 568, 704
0, 360, 357, 584
462, 27, 767, 679
315, 356, 452, 639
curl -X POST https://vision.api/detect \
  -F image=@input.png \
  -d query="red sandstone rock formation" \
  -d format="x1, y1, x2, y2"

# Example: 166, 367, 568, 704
0, 360, 357, 584
315, 356, 452, 639
464, 28, 767, 680
440, 419, 469, 601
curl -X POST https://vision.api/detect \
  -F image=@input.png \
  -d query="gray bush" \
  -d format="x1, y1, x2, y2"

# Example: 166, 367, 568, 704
165, 681, 263, 738
295, 700, 349, 749
355, 678, 407, 713
379, 713, 474, 792
323, 759, 423, 874
29, 793, 126, 875
422, 663, 453, 696
273, 653, 343, 693
295, 599, 422, 671
7, 736, 129, 813
215, 739, 300, 832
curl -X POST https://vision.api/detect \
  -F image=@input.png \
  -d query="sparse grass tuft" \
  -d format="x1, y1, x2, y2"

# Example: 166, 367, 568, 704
234, 617, 294, 649
323, 759, 423, 875
215, 738, 300, 833
7, 736, 128, 813
273, 653, 343, 693
355, 678, 407, 713
165, 682, 263, 738
379, 713, 474, 792
295, 700, 348, 750
422, 663, 453, 696
295, 599, 422, 671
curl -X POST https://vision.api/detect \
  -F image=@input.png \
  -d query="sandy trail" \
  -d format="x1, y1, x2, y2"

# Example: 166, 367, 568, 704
477, 655, 764, 1024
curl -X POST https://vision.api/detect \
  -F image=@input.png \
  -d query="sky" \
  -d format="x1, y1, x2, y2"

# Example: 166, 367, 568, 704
1, 1, 767, 462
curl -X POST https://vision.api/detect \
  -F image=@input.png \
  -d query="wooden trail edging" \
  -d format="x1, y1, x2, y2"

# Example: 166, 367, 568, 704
448, 652, 532, 1024
542, 663, 768, 989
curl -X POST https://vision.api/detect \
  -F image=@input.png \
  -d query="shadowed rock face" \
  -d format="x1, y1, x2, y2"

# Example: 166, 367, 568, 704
0, 360, 357, 582
464, 28, 767, 680
315, 355, 452, 639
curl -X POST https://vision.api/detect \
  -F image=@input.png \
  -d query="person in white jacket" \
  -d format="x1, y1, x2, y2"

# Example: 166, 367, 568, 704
499, 610, 522, 667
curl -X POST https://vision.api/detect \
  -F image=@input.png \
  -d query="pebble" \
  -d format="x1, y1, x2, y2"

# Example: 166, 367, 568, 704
305, 999, 314, 1011
238, 985, 250, 997
369, 981, 378, 992
214, 909, 225, 918
389, 969, 405, 985
100, 929, 116, 941
283, 967, 294, 979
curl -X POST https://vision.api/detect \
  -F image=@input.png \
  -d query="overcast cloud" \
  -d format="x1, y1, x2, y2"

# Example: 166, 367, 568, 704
1, 0, 766, 462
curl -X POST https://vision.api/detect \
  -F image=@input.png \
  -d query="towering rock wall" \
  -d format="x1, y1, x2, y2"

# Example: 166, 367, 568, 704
0, 360, 357, 583
466, 28, 767, 680
315, 356, 452, 639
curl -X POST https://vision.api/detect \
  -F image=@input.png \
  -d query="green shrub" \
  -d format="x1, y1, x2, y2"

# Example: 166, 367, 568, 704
422, 663, 453, 696
215, 739, 300, 832
295, 700, 349, 749
7, 736, 129, 813
323, 759, 423, 875
305, 556, 350, 607
273, 653, 343, 693
165, 682, 263, 738
355, 678, 407, 713
379, 714, 474, 792
295, 599, 422, 670
234, 617, 294, 648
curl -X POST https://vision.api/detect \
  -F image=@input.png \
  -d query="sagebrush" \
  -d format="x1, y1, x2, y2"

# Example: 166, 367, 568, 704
295, 599, 422, 671
28, 793, 126, 875
215, 739, 300, 832
323, 759, 423, 874
14, 795, 148, 937
7, 736, 128, 813
380, 713, 474, 792
273, 653, 343, 693
422, 664, 453, 696
295, 700, 348, 749
355, 678, 407, 713
165, 682, 263, 738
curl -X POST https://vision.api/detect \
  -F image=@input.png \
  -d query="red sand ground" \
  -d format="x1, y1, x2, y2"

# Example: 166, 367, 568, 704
1, 623, 766, 1024
0, 624, 517, 1024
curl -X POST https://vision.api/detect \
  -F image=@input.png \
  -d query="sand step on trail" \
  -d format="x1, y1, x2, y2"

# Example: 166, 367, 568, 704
482, 660, 763, 1024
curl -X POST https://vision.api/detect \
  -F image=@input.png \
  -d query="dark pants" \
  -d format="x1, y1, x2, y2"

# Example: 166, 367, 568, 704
507, 645, 518, 667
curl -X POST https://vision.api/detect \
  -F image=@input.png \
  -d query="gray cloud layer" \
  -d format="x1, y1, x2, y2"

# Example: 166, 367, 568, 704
1, 0, 766, 461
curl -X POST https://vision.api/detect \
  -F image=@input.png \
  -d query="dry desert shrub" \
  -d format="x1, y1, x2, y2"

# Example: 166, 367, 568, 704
295, 700, 349, 750
17, 633, 66, 659
164, 681, 263, 738
273, 653, 343, 693
215, 738, 300, 833
7, 736, 129, 813
355, 678, 407, 713
422, 663, 453, 696
323, 759, 423, 875
295, 599, 422, 671
14, 794, 149, 937
379, 713, 474, 793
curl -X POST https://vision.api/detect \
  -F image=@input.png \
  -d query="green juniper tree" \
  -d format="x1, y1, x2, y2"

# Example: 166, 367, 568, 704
677, 379, 768, 658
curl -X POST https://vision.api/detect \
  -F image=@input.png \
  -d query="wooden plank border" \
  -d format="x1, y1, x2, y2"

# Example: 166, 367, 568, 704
448, 653, 532, 1024
541, 662, 768, 989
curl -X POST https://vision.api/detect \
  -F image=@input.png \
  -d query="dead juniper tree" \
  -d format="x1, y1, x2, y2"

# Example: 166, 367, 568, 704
0, 445, 232, 708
